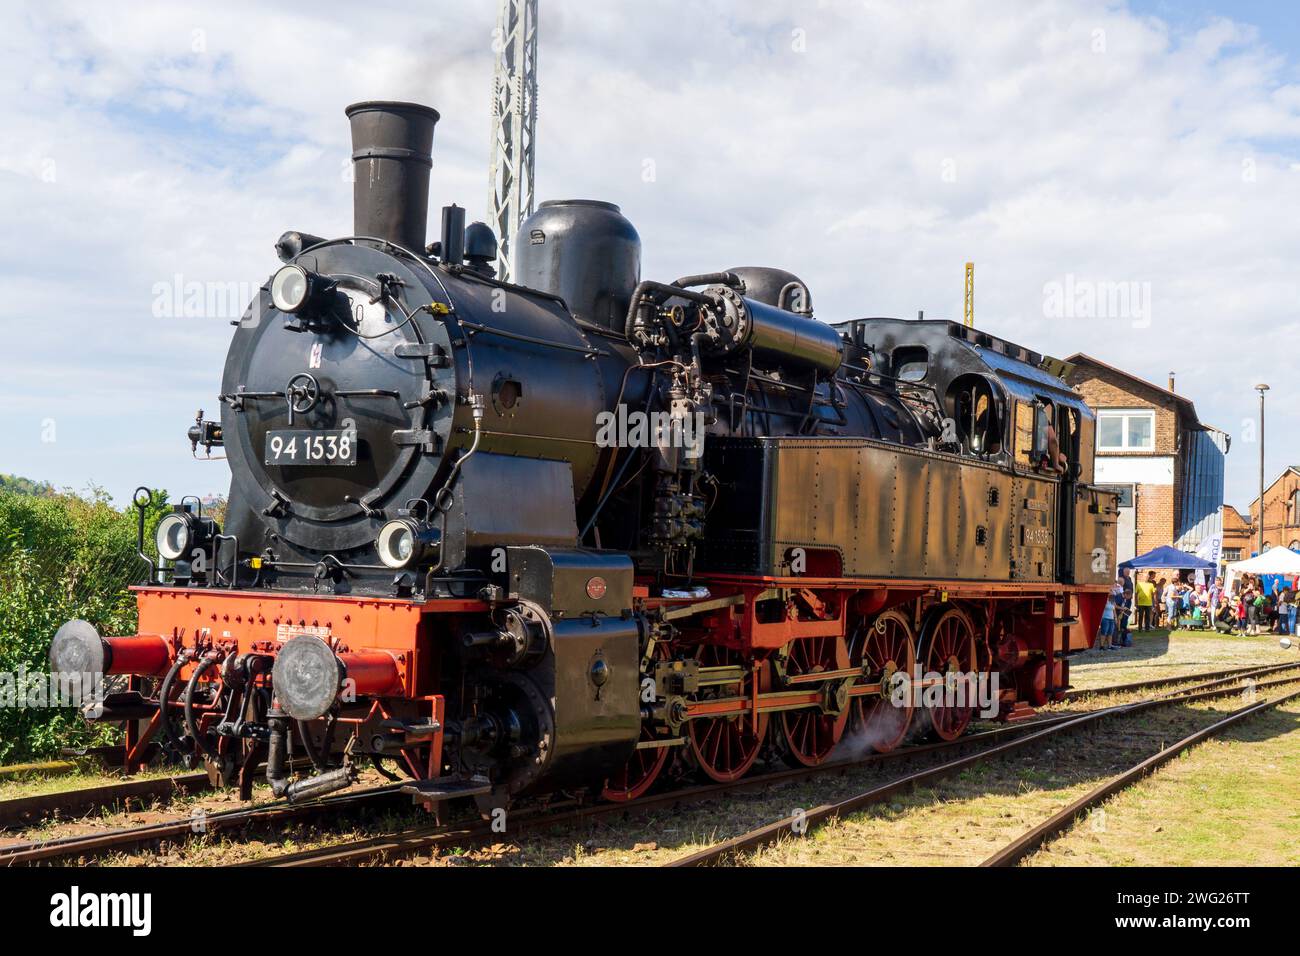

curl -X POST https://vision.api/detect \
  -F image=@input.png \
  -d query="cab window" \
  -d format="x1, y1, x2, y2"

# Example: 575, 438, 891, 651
1014, 401, 1037, 464
1033, 402, 1050, 461
948, 374, 1002, 455
893, 346, 929, 382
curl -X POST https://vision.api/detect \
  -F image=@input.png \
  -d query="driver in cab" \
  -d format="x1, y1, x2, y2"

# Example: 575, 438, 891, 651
1040, 400, 1068, 475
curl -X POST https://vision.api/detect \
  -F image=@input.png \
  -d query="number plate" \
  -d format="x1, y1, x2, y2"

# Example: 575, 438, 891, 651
265, 429, 357, 466
276, 623, 331, 642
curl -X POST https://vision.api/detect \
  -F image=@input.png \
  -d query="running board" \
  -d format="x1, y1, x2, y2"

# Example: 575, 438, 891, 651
401, 777, 494, 806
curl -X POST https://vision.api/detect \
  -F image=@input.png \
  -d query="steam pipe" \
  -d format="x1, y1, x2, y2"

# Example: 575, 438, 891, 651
623, 281, 717, 340
672, 272, 742, 290
267, 712, 292, 797
267, 711, 355, 802
440, 203, 466, 267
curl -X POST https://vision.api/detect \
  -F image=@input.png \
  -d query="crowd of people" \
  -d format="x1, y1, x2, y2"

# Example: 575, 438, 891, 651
1095, 568, 1300, 651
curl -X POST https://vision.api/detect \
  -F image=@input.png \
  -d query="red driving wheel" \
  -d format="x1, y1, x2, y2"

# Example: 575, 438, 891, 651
601, 722, 671, 802
780, 635, 850, 767
921, 608, 978, 741
687, 645, 770, 783
852, 609, 916, 753
602, 643, 672, 802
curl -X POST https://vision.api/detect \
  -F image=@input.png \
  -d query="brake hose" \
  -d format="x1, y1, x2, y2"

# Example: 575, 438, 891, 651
183, 655, 223, 761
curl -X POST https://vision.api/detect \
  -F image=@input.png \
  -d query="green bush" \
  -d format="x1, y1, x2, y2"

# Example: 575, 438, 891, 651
0, 473, 53, 496
0, 487, 170, 763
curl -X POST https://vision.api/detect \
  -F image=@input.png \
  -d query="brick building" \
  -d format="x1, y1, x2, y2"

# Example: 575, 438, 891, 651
1065, 354, 1229, 564
1221, 504, 1252, 563
1248, 466, 1300, 553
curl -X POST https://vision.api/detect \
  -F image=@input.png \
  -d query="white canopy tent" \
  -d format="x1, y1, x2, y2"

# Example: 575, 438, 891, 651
1224, 547, 1300, 592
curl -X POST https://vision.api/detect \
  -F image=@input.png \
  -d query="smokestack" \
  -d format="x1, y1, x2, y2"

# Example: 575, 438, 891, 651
345, 101, 440, 251
1169, 372, 1176, 392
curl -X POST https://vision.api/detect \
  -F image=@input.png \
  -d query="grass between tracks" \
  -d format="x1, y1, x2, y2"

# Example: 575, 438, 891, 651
735, 690, 1300, 866
0, 764, 179, 803
1023, 697, 1300, 867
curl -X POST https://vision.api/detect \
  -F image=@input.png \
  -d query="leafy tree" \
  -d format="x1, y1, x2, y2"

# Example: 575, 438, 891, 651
0, 487, 170, 762
0, 473, 53, 497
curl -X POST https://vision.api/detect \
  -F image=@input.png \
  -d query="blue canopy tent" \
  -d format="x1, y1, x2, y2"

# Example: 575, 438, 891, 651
1118, 545, 1216, 572
1120, 546, 1220, 628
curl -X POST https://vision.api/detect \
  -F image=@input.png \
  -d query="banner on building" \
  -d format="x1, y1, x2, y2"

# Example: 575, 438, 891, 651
1196, 533, 1223, 581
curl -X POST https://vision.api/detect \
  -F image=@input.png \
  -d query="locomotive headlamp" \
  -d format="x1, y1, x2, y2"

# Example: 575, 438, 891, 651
270, 264, 314, 313
154, 508, 219, 563
376, 518, 441, 570
155, 512, 193, 561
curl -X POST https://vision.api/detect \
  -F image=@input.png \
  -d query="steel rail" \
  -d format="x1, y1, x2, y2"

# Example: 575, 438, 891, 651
1062, 660, 1294, 701
0, 746, 125, 782
980, 686, 1300, 867
662, 667, 1300, 867
0, 771, 212, 830
0, 783, 406, 866
0, 756, 321, 832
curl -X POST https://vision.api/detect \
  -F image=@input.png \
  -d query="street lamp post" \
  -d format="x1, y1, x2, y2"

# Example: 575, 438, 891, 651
1256, 384, 1269, 554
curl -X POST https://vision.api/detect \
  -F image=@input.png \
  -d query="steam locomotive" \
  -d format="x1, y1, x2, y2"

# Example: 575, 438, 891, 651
50, 102, 1117, 810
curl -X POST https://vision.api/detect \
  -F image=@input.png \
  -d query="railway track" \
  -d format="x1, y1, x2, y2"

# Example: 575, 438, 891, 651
0, 757, 319, 832
0, 783, 408, 866
243, 661, 1300, 868
241, 718, 1087, 867
979, 686, 1300, 866
2, 661, 1281, 836
1061, 661, 1295, 701
0, 746, 124, 783
0, 692, 1092, 865
0, 772, 214, 831
6, 661, 1295, 867
662, 665, 1300, 867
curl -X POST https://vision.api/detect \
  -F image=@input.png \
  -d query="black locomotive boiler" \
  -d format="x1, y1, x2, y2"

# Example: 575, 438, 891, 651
50, 101, 1117, 808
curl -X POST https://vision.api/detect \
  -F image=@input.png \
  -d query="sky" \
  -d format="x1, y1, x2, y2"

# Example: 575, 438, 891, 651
1, 0, 1298, 513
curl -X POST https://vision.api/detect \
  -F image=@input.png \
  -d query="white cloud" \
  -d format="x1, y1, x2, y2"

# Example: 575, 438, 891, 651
1, 0, 1298, 509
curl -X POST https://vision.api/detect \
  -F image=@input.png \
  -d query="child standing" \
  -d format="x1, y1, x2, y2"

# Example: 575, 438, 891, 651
1098, 588, 1117, 651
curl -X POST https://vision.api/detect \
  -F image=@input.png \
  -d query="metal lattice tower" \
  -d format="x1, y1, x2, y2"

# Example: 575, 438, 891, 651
963, 261, 974, 327
487, 0, 538, 282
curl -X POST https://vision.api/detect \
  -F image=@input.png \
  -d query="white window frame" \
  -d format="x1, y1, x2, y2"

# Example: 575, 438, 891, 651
1096, 408, 1155, 452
